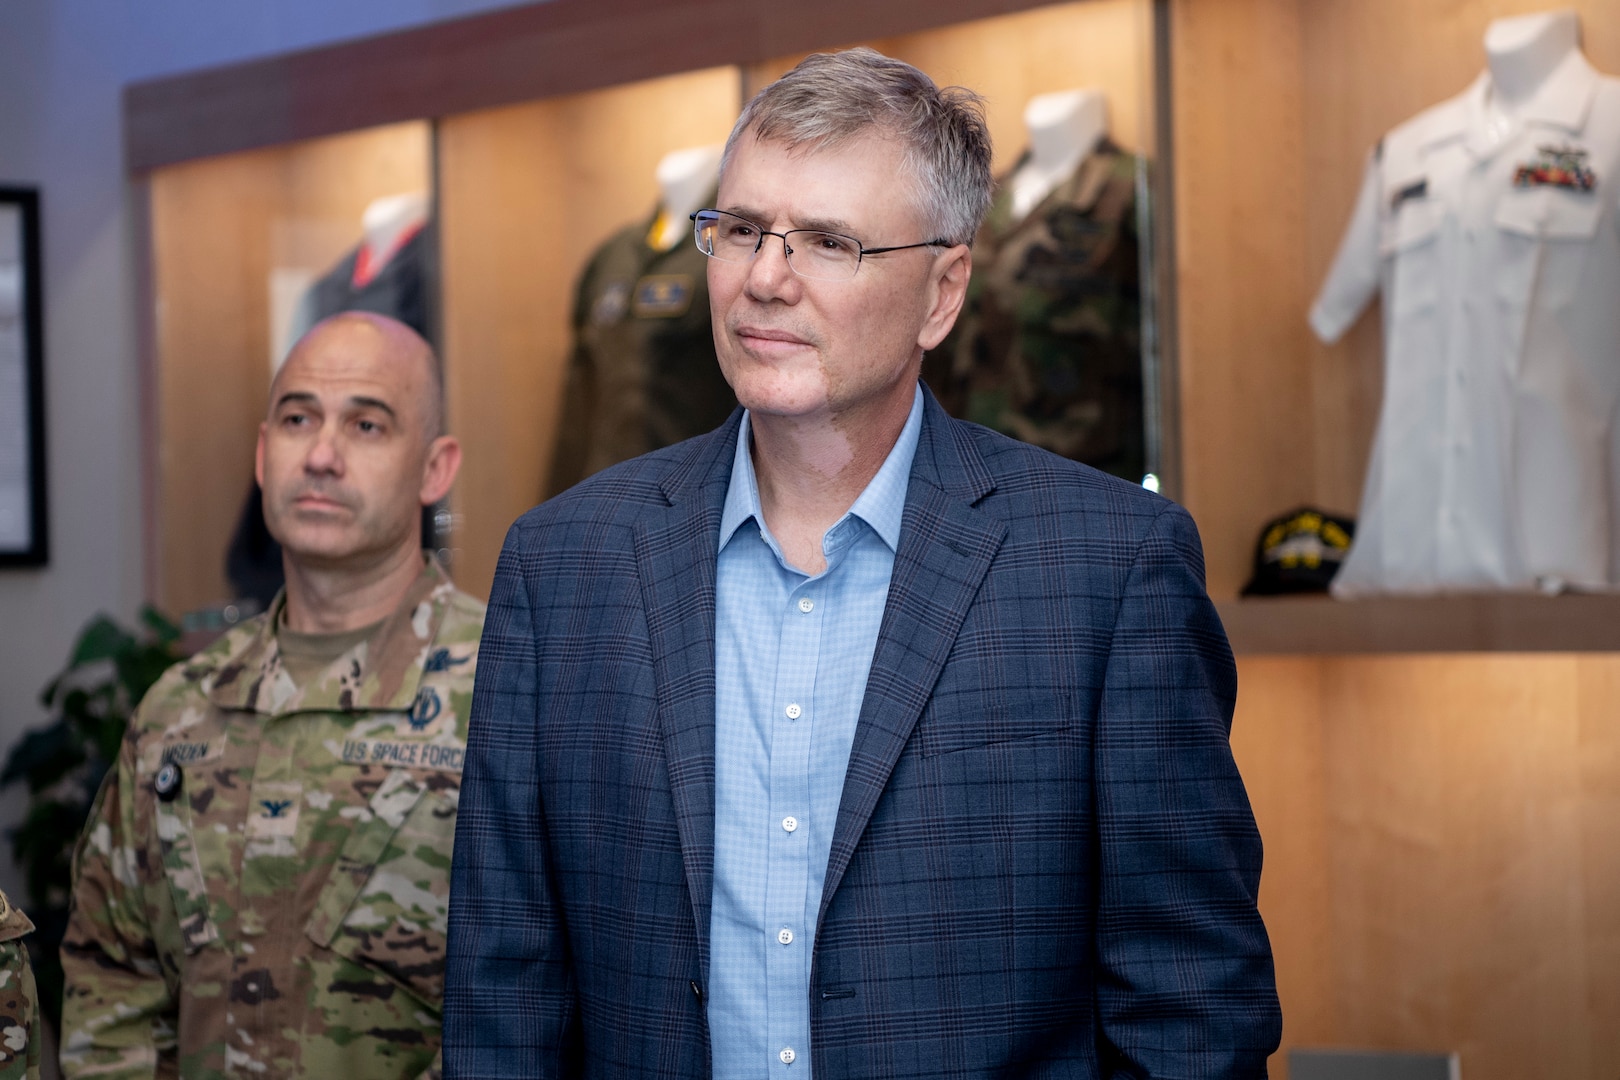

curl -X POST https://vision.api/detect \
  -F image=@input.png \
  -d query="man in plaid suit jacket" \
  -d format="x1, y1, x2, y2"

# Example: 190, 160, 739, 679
445, 49, 1281, 1079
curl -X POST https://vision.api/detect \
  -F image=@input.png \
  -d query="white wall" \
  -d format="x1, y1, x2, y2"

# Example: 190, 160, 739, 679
0, 0, 537, 899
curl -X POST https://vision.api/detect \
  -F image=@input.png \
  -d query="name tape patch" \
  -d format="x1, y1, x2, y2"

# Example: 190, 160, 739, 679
340, 738, 465, 773
141, 738, 224, 775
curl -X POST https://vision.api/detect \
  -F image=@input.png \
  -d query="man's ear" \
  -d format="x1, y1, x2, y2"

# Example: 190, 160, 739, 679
917, 245, 972, 353
254, 422, 267, 488
420, 435, 462, 506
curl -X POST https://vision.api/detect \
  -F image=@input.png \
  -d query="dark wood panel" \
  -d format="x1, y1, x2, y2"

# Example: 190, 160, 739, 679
1219, 594, 1620, 655
124, 0, 1070, 171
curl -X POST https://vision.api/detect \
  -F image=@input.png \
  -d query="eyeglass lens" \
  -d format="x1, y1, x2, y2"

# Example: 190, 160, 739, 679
692, 210, 864, 281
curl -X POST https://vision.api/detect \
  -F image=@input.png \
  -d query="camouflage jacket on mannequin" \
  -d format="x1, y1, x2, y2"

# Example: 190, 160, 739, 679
925, 143, 1145, 482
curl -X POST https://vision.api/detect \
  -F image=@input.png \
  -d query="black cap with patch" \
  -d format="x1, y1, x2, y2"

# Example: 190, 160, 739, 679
1241, 507, 1356, 596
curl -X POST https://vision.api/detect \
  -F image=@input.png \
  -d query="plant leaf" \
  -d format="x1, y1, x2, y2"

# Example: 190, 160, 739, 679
68, 617, 135, 667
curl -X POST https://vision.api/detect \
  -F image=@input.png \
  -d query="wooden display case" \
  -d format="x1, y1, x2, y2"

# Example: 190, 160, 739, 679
132, 0, 1161, 609
145, 122, 432, 615
124, 1, 1620, 1077
1167, 2, 1620, 1076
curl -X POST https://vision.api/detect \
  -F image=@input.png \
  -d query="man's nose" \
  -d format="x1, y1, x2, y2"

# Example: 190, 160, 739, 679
304, 426, 343, 474
744, 232, 800, 301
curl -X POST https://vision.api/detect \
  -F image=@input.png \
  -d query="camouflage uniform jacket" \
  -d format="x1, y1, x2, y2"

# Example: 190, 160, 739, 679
61, 559, 484, 1079
924, 143, 1146, 482
545, 198, 736, 496
0, 890, 39, 1080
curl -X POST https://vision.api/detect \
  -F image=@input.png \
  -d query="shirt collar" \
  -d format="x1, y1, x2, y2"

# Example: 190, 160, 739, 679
1516, 51, 1601, 131
1449, 52, 1602, 155
720, 383, 924, 556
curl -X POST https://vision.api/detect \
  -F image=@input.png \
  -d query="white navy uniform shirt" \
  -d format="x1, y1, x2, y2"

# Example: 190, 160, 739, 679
1311, 52, 1620, 596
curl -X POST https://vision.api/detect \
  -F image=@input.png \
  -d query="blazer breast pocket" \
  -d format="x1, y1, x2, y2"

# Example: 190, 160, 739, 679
914, 689, 1080, 758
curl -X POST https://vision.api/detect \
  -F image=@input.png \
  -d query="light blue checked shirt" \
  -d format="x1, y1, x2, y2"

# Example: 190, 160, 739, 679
708, 385, 923, 1078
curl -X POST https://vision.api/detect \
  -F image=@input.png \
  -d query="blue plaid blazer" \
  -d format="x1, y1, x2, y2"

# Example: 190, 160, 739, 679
445, 389, 1281, 1078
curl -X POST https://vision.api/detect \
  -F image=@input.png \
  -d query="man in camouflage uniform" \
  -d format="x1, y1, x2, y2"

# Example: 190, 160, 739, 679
62, 312, 483, 1079
545, 198, 737, 496
924, 143, 1145, 482
0, 889, 40, 1080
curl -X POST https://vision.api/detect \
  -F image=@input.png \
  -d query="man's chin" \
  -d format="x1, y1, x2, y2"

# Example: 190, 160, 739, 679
731, 379, 831, 421
272, 525, 373, 567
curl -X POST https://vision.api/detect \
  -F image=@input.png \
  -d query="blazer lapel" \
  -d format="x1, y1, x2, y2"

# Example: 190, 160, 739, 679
818, 394, 1006, 925
632, 411, 743, 981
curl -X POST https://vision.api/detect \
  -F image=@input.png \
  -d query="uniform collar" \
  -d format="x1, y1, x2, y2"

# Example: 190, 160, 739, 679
982, 143, 1121, 239
1514, 51, 1601, 131
207, 555, 456, 717
1446, 52, 1602, 157
644, 184, 720, 255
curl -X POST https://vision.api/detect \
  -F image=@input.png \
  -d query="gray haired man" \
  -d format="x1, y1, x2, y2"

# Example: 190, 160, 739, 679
445, 47, 1279, 1079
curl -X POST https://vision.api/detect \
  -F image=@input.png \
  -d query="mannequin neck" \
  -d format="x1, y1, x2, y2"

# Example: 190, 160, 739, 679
1009, 89, 1107, 222
652, 144, 723, 250
1485, 10, 1579, 111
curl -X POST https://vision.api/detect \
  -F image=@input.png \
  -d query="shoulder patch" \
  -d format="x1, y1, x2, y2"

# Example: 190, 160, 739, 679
0, 890, 32, 943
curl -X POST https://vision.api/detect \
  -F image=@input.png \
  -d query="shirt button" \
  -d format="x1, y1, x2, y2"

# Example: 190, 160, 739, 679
780, 1048, 796, 1065
782, 816, 798, 833
798, 597, 814, 613
785, 703, 802, 720
778, 927, 794, 945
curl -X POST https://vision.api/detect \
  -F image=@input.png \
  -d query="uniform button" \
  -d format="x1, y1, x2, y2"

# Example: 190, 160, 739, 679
785, 703, 802, 720
782, 816, 798, 833
778, 927, 794, 945
780, 1048, 796, 1065
798, 597, 814, 613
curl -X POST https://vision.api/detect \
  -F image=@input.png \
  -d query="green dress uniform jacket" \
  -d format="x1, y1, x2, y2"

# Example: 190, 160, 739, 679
61, 559, 484, 1080
546, 203, 736, 496
925, 143, 1146, 482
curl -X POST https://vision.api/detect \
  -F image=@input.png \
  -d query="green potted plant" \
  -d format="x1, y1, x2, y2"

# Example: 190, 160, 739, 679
0, 608, 180, 1028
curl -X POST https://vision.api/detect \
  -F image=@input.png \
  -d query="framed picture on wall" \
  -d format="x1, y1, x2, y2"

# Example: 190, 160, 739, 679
0, 187, 47, 566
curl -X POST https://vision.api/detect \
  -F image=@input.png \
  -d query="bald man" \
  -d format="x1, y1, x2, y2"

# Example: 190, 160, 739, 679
62, 313, 485, 1080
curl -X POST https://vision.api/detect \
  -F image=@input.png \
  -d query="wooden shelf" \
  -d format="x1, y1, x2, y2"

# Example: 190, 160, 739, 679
1217, 593, 1620, 655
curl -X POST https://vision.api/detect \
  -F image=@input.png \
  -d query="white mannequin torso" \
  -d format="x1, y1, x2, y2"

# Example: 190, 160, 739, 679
651, 144, 723, 250
1007, 89, 1108, 223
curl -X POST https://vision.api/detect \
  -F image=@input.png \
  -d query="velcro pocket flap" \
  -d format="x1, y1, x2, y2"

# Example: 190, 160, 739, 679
305, 768, 458, 1005
305, 769, 426, 948
1380, 197, 1444, 255
1495, 186, 1602, 239
155, 792, 220, 954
